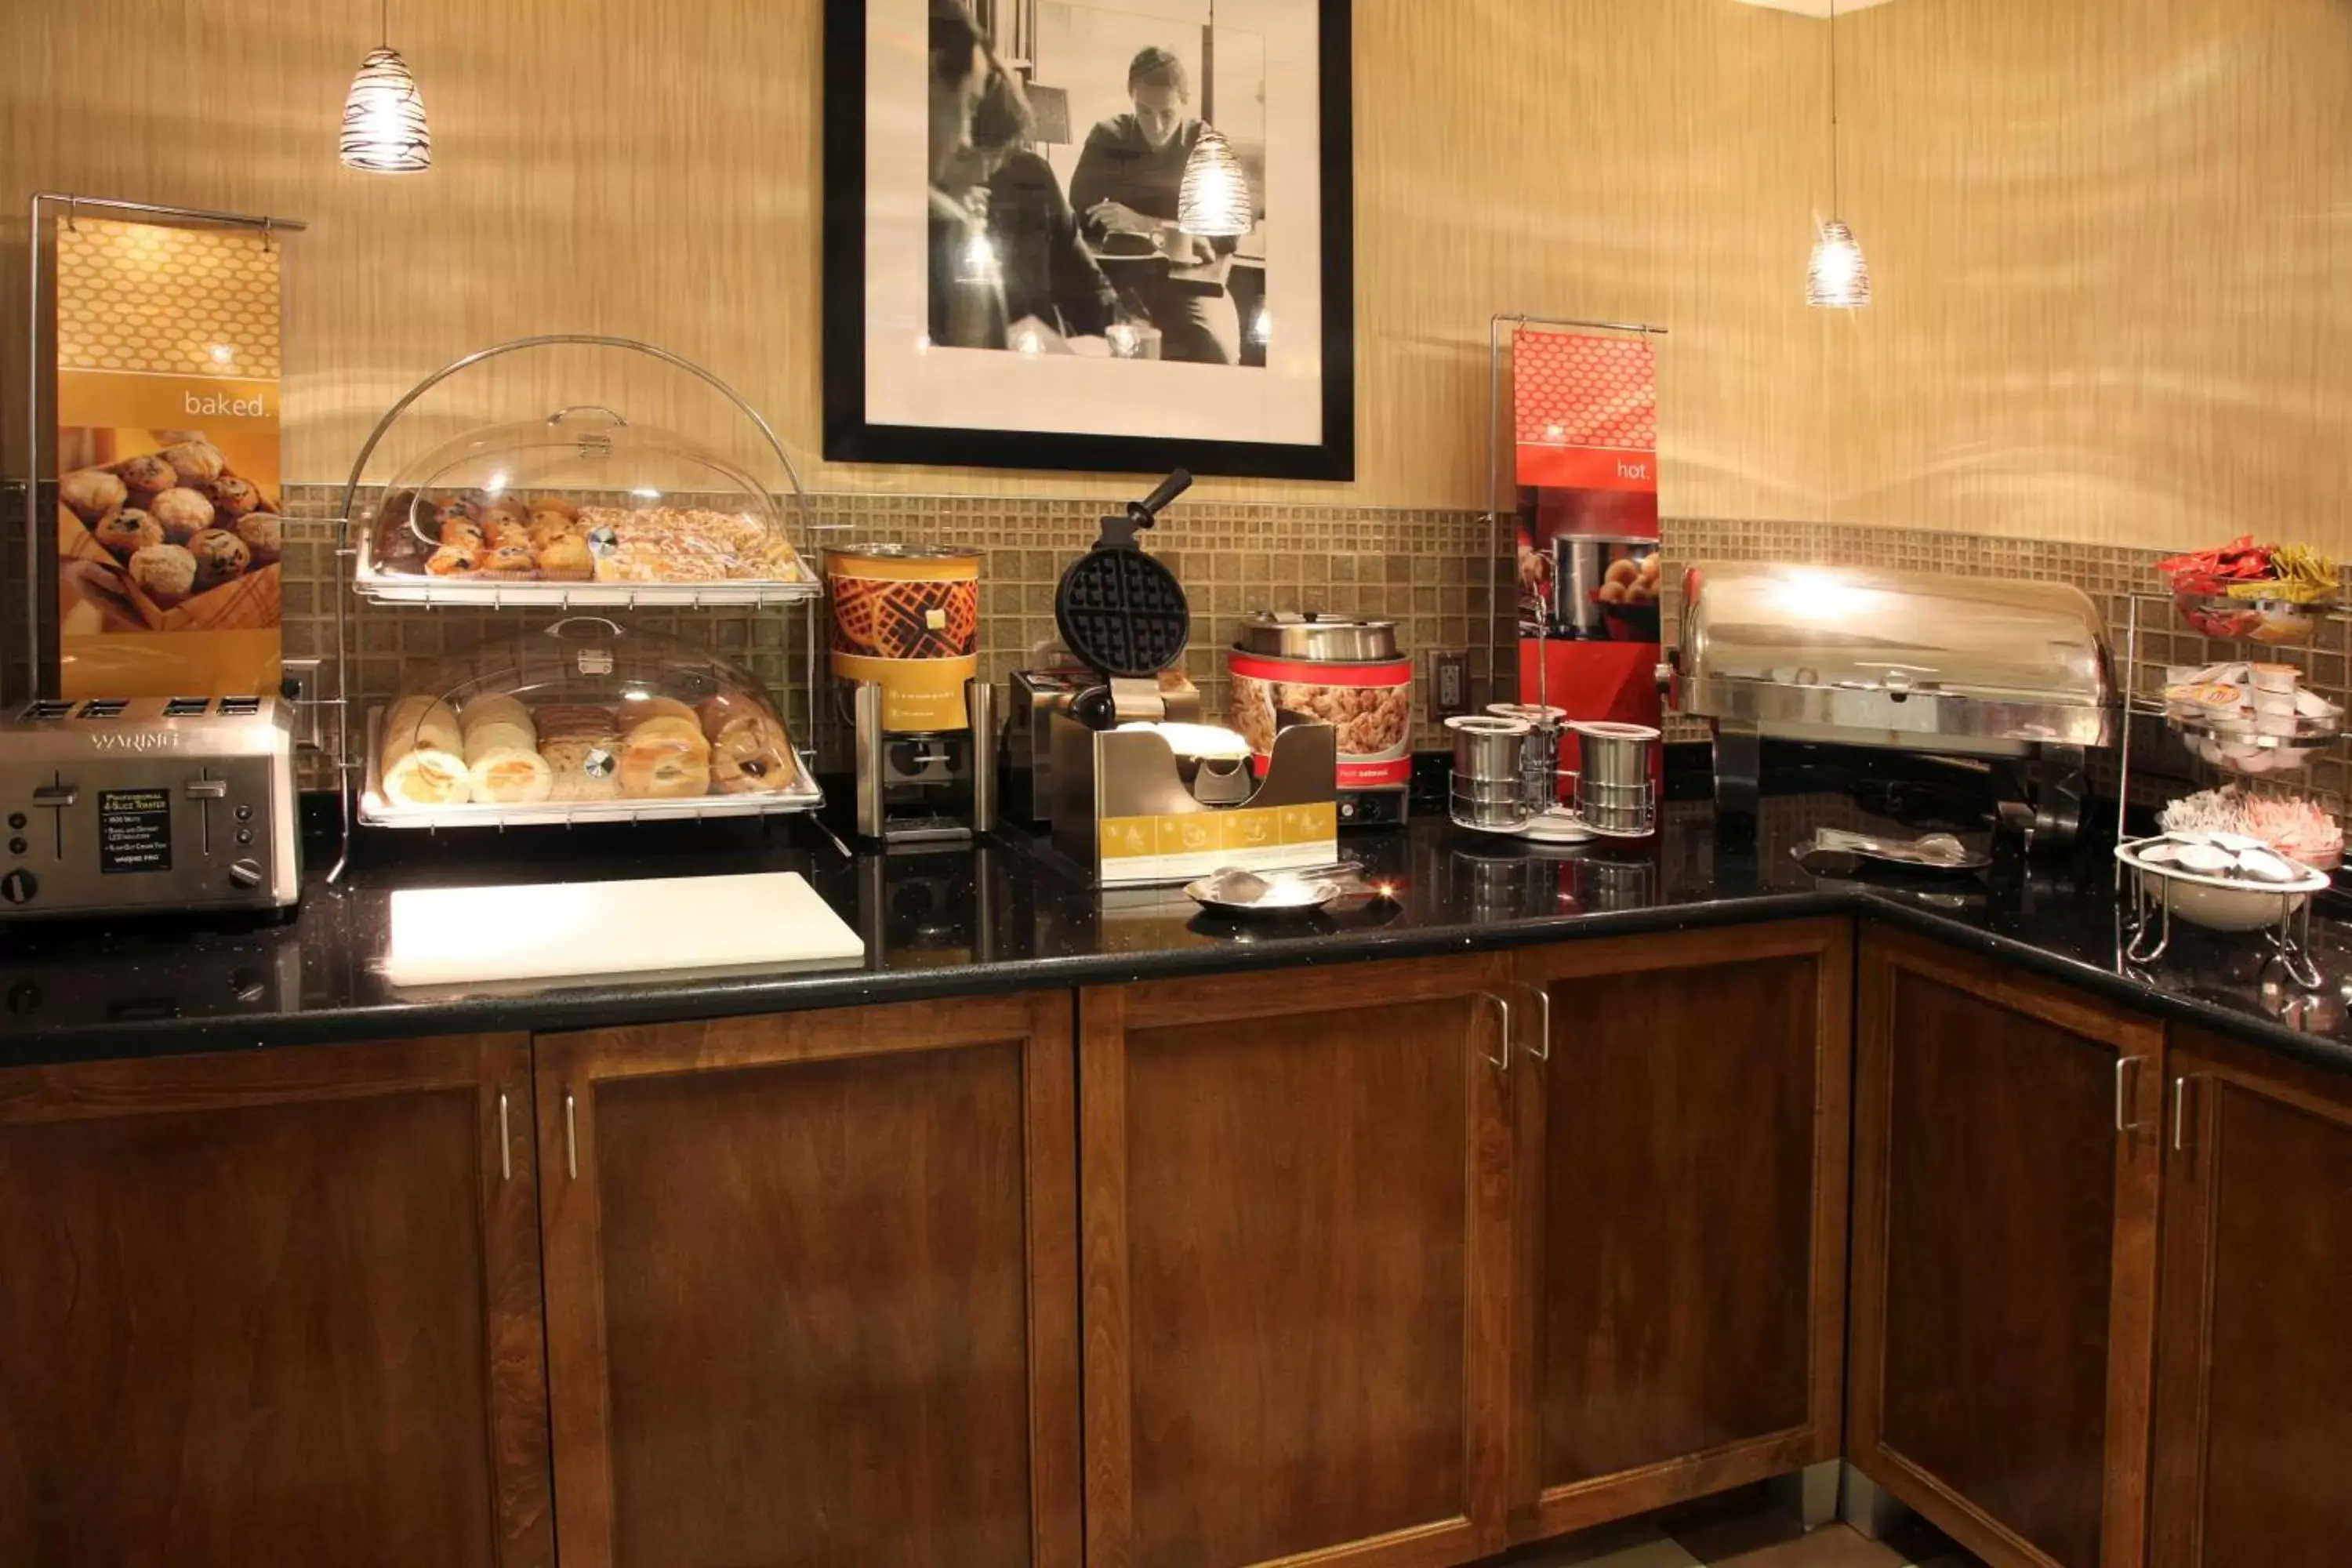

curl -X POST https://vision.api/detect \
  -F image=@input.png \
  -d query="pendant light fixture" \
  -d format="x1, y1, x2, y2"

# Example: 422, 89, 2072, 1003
340, 0, 431, 174
1806, 0, 1869, 308
1178, 1, 1252, 238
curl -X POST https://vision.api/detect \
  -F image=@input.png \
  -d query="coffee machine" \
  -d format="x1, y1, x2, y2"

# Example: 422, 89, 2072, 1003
825, 544, 997, 845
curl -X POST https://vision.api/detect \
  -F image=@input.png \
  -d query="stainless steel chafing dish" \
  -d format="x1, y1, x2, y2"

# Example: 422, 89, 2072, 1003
1668, 562, 2119, 847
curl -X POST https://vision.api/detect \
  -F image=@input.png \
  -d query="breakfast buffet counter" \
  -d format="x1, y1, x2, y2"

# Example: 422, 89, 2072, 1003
6, 777, 2352, 1078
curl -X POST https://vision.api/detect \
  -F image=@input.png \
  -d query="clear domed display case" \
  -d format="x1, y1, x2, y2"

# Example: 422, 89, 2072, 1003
358, 617, 818, 828
354, 408, 816, 608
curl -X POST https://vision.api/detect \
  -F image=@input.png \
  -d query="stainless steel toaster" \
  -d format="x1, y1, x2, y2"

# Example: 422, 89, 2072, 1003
0, 695, 300, 918
1668, 563, 2119, 846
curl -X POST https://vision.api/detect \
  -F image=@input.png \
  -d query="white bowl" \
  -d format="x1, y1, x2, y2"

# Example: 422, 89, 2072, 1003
2137, 868, 2309, 931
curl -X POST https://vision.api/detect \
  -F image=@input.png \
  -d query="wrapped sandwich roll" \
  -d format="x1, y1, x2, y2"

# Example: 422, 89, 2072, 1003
383, 695, 463, 759
463, 719, 539, 762
459, 693, 533, 738
382, 745, 473, 805
469, 746, 556, 804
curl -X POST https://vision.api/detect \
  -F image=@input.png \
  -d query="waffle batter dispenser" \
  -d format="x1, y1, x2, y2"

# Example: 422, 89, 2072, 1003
826, 543, 996, 844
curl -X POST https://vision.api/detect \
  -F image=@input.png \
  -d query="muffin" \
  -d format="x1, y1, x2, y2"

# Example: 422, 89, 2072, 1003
197, 474, 264, 518
438, 518, 487, 553
481, 499, 532, 534
128, 543, 198, 606
425, 543, 481, 575
92, 508, 164, 562
60, 468, 128, 524
528, 514, 582, 553
158, 440, 227, 484
484, 519, 533, 551
434, 496, 484, 526
528, 495, 579, 519
537, 534, 595, 581
148, 487, 217, 544
478, 543, 539, 579
111, 453, 178, 503
232, 512, 282, 567
187, 528, 252, 591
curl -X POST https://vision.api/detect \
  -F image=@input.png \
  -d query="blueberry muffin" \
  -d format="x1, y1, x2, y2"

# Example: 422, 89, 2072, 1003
92, 508, 165, 561
148, 487, 217, 544
111, 453, 178, 503
232, 511, 282, 568
158, 440, 227, 484
187, 528, 253, 591
128, 543, 198, 606
197, 474, 264, 518
477, 543, 540, 579
60, 467, 128, 524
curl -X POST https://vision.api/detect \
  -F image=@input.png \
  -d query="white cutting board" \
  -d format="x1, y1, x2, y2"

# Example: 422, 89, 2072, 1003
383, 872, 864, 989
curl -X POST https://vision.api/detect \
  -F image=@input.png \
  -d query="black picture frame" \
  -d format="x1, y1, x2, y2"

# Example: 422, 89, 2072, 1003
821, 0, 1356, 481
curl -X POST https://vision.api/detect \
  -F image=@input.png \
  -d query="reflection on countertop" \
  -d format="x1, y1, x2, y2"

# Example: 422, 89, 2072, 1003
5, 776, 2352, 1077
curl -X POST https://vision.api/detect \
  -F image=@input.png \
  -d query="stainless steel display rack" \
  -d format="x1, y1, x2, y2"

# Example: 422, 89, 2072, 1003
2112, 588, 2347, 985
327, 336, 829, 878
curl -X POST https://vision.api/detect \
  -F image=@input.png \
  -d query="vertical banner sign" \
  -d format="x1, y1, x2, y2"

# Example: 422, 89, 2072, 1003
53, 218, 283, 699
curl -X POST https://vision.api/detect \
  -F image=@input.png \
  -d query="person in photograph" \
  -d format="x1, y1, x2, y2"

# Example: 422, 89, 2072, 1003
967, 71, 1123, 343
1069, 46, 1246, 366
927, 0, 1012, 350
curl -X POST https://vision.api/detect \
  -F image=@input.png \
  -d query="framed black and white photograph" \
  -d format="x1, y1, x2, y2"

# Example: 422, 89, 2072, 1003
822, 0, 1354, 480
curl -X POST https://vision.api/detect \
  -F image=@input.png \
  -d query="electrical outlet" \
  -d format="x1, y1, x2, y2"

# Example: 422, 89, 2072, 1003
278, 657, 324, 751
1429, 649, 1468, 717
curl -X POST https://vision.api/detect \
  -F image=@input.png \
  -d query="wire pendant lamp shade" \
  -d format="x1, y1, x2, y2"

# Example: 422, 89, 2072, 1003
1178, 129, 1252, 238
341, 44, 431, 172
1807, 0, 1868, 308
1807, 220, 1871, 308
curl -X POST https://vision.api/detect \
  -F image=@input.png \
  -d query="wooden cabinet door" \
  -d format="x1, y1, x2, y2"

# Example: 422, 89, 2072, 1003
2151, 1028, 2352, 1568
535, 992, 1079, 1568
1850, 927, 2162, 1568
1509, 919, 1852, 1541
0, 1036, 552, 1568
1078, 953, 1515, 1568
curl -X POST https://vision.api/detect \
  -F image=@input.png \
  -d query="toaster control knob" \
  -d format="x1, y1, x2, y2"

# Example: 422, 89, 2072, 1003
0, 869, 34, 906
227, 858, 264, 890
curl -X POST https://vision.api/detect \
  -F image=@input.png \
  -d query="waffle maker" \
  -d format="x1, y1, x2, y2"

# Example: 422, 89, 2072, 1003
1046, 473, 1341, 884
1057, 469, 1196, 725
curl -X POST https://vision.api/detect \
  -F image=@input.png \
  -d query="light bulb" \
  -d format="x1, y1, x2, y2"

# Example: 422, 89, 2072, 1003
1806, 220, 1871, 309
340, 46, 431, 173
1178, 129, 1252, 238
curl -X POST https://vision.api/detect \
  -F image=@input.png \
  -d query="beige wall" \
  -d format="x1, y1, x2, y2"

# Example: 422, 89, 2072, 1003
1835, 0, 2352, 554
2, 0, 1832, 514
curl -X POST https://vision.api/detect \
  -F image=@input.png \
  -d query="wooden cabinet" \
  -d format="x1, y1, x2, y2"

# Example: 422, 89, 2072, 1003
2151, 1027, 2352, 1568
1849, 927, 2162, 1568
1508, 920, 1853, 1540
534, 993, 1079, 1568
1077, 953, 1516, 1568
0, 1035, 553, 1568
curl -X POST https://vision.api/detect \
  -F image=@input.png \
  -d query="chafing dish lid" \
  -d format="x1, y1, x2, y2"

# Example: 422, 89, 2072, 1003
1678, 562, 2114, 708
1235, 611, 1399, 661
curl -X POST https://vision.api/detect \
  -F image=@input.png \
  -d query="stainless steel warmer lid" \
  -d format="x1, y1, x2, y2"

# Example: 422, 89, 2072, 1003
1675, 562, 2118, 753
1234, 612, 1400, 662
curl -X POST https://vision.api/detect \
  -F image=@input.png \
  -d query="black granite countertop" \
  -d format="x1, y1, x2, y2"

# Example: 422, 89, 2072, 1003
5, 769, 2352, 1077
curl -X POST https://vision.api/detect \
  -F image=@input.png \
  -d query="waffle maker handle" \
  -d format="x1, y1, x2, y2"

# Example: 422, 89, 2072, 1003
1105, 469, 1192, 545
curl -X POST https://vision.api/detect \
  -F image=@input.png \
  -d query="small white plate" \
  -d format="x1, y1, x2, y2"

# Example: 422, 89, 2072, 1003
1183, 876, 1341, 916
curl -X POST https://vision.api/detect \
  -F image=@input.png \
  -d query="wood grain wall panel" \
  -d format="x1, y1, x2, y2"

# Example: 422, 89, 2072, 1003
1834, 0, 2352, 554
0, 0, 1831, 513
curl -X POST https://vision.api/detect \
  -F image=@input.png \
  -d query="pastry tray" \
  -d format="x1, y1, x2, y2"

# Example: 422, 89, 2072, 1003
356, 708, 822, 829
350, 546, 824, 610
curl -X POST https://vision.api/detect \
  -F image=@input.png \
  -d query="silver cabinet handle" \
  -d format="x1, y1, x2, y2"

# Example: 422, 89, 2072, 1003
1478, 992, 1511, 1073
1517, 982, 1552, 1062
2173, 1075, 2193, 1152
498, 1091, 511, 1182
564, 1091, 579, 1180
2114, 1055, 2141, 1134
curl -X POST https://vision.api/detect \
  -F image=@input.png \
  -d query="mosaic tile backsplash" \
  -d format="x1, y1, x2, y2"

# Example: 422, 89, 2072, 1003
3, 486, 2342, 826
